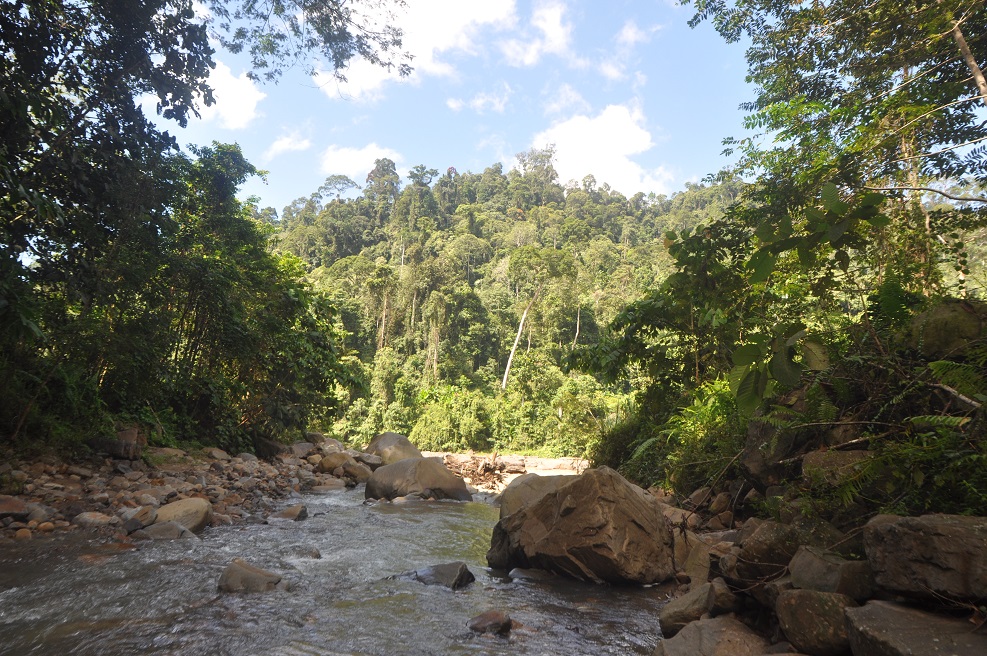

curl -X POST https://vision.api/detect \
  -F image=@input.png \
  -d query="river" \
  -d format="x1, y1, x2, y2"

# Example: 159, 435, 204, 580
0, 487, 667, 655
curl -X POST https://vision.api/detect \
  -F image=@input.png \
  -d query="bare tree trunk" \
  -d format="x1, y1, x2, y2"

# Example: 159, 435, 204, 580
571, 304, 581, 350
502, 283, 543, 389
950, 22, 987, 108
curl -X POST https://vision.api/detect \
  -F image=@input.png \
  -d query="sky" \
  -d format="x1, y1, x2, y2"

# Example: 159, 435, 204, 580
147, 0, 756, 216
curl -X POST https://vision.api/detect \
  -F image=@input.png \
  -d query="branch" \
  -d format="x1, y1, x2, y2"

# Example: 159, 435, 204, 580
862, 185, 987, 203
891, 135, 987, 163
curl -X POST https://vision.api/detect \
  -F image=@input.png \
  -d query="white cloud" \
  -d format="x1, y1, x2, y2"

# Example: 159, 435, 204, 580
447, 82, 513, 114
263, 131, 312, 162
197, 61, 266, 129
543, 83, 590, 116
320, 143, 403, 183
531, 103, 673, 195
597, 20, 661, 81
501, 0, 581, 67
317, 0, 516, 102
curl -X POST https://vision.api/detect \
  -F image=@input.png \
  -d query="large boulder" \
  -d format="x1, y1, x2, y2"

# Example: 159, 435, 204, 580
731, 520, 800, 582
364, 432, 422, 465
317, 451, 355, 474
788, 546, 874, 601
775, 589, 857, 656
905, 299, 987, 360
653, 616, 769, 656
155, 497, 213, 533
845, 600, 987, 656
497, 473, 571, 519
365, 458, 471, 501
486, 467, 675, 585
864, 513, 987, 601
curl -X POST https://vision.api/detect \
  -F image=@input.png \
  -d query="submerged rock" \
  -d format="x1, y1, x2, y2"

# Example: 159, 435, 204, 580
218, 558, 281, 593
403, 562, 476, 590
468, 610, 513, 636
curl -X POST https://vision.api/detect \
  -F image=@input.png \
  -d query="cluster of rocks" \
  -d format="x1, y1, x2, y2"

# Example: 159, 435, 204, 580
485, 466, 987, 656
0, 431, 478, 543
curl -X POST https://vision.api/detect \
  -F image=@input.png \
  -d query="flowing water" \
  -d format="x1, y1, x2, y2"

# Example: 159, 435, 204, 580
0, 488, 667, 655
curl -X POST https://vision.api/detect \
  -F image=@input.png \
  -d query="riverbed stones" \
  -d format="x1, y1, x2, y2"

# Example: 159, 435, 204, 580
316, 451, 355, 474
486, 467, 675, 585
845, 600, 987, 656
468, 610, 513, 636
864, 513, 987, 601
653, 616, 770, 656
133, 520, 196, 540
658, 578, 739, 637
218, 558, 281, 593
365, 457, 472, 501
269, 504, 307, 521
364, 432, 422, 465
775, 589, 857, 656
72, 511, 116, 527
497, 473, 571, 519
154, 497, 213, 533
0, 495, 30, 522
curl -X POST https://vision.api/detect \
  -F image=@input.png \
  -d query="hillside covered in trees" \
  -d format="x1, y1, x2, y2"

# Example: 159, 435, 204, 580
266, 154, 743, 455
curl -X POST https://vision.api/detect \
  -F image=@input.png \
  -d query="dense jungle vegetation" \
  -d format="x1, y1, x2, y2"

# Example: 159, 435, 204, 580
2, 0, 986, 518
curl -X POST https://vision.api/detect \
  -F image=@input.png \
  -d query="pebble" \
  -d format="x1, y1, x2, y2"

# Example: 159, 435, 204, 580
14, 528, 31, 540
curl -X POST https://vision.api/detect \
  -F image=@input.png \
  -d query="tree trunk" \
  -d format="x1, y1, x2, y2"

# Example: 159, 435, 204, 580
502, 283, 543, 389
571, 304, 581, 350
950, 22, 987, 108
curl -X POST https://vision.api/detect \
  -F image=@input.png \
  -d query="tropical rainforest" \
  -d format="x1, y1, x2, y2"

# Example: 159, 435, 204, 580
2, 0, 986, 518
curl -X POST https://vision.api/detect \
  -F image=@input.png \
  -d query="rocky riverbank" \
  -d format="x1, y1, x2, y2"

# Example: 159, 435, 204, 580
0, 434, 585, 544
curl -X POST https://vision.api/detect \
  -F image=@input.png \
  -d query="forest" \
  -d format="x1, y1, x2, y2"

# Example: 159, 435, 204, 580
2, 0, 987, 519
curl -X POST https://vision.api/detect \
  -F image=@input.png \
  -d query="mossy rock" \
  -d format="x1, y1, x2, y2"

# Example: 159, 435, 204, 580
905, 299, 987, 360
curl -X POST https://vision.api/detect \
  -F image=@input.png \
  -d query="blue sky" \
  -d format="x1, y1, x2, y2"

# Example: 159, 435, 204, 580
150, 0, 755, 215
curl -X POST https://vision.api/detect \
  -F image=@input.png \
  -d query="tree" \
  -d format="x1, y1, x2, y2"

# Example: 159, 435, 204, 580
208, 0, 412, 82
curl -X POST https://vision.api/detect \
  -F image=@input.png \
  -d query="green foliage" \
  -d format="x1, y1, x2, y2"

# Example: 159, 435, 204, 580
620, 379, 746, 493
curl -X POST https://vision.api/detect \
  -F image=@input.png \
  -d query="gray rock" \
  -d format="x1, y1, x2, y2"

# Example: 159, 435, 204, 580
775, 589, 857, 656
120, 505, 157, 530
407, 562, 475, 590
290, 442, 316, 458
864, 513, 987, 601
365, 457, 471, 501
354, 453, 383, 469
733, 520, 800, 582
205, 448, 231, 461
789, 546, 874, 601
364, 432, 423, 465
155, 497, 213, 532
845, 600, 987, 656
497, 473, 571, 519
218, 558, 281, 593
653, 616, 770, 656
659, 578, 739, 637
487, 467, 675, 585
134, 520, 196, 540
